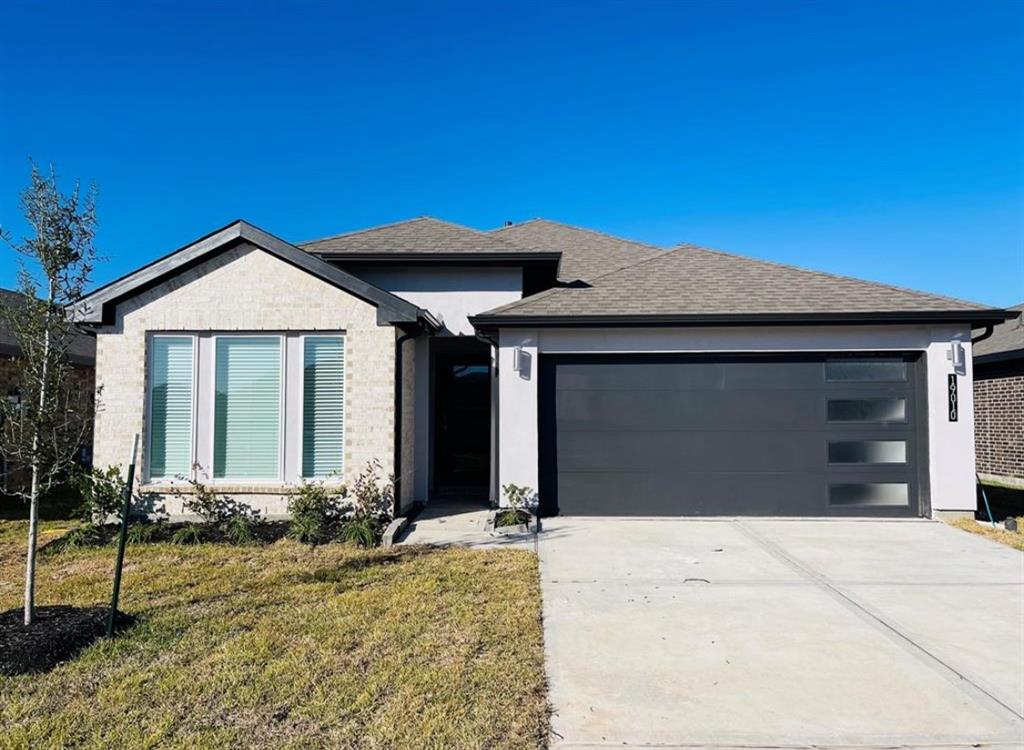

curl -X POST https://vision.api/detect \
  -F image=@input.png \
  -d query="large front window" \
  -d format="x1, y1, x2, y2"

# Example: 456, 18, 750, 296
214, 336, 282, 480
145, 332, 345, 483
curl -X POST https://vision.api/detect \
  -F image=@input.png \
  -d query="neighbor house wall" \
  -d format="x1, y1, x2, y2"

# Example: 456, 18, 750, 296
497, 324, 976, 517
973, 366, 1024, 487
92, 242, 397, 517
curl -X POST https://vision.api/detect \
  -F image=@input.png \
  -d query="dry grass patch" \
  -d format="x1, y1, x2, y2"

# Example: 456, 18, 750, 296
0, 521, 548, 749
948, 517, 1024, 551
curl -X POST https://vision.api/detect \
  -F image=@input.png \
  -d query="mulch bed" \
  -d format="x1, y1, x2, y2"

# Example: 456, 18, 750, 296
0, 605, 136, 676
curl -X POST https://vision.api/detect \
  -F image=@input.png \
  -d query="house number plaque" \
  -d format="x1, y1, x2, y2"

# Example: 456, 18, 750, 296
947, 373, 958, 422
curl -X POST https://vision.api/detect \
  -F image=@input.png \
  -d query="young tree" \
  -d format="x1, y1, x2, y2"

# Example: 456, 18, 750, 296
0, 163, 98, 625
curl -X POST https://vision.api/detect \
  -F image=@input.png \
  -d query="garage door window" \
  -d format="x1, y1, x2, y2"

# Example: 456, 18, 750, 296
828, 440, 906, 464
825, 358, 907, 382
827, 398, 906, 423
829, 483, 908, 507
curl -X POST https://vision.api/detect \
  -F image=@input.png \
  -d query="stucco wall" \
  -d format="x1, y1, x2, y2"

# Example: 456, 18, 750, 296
92, 242, 397, 517
356, 267, 522, 336
497, 324, 977, 516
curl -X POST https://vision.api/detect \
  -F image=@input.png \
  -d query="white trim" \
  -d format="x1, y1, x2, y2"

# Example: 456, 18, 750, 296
144, 333, 197, 483
210, 333, 285, 484
297, 333, 347, 482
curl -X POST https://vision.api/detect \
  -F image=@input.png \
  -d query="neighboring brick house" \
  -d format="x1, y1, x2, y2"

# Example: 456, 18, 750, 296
973, 303, 1024, 488
0, 289, 97, 491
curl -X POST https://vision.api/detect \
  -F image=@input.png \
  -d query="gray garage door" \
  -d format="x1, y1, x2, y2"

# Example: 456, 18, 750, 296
538, 354, 926, 517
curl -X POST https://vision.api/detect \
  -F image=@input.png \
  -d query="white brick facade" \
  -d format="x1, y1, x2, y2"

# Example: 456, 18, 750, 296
92, 242, 397, 516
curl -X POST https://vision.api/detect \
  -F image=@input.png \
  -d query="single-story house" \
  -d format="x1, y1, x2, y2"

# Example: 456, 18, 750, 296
972, 303, 1023, 489
1, 288, 97, 493
75, 218, 1016, 520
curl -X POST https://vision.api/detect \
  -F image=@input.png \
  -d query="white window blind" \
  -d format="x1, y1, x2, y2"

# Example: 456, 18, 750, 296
302, 336, 345, 478
213, 336, 281, 479
149, 336, 194, 479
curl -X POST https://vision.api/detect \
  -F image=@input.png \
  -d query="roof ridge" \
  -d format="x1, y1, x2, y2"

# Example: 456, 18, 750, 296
672, 242, 989, 310
492, 217, 665, 251
298, 216, 434, 246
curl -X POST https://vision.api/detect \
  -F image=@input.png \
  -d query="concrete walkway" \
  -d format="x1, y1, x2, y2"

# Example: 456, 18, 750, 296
539, 517, 1024, 749
397, 500, 536, 549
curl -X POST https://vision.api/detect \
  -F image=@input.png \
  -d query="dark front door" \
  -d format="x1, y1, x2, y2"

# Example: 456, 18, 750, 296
433, 348, 491, 496
539, 353, 926, 517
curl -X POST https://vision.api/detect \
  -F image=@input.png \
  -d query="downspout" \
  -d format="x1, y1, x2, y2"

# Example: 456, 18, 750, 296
393, 327, 418, 519
971, 324, 995, 345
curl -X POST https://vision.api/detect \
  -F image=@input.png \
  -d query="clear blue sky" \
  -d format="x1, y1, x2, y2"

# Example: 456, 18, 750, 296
1, 0, 1021, 305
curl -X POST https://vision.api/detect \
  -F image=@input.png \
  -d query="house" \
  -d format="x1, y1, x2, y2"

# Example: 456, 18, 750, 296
0, 288, 97, 491
75, 218, 1016, 520
972, 303, 1023, 489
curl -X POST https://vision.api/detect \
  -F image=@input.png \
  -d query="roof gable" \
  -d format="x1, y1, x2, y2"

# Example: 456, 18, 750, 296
490, 219, 664, 282
77, 221, 438, 329
473, 242, 1009, 327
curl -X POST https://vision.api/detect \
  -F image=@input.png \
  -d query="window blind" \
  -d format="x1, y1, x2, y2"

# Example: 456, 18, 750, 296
213, 336, 281, 479
302, 336, 345, 478
149, 336, 194, 479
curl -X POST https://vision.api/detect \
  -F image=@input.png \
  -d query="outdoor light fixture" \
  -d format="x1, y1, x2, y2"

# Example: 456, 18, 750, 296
512, 346, 531, 378
947, 341, 965, 372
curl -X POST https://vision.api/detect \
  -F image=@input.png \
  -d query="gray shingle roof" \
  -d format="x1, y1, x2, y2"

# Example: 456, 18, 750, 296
475, 242, 1001, 322
490, 219, 664, 282
300, 217, 532, 255
973, 303, 1024, 359
0, 289, 96, 365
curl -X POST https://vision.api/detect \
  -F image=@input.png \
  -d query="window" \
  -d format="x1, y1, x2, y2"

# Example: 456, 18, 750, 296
302, 336, 345, 478
148, 336, 194, 479
825, 358, 907, 382
214, 336, 282, 480
146, 331, 345, 484
828, 440, 906, 464
829, 483, 908, 507
827, 398, 906, 423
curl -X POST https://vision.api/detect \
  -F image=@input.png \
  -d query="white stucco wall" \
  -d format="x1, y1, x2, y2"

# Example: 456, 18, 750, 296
497, 325, 977, 516
357, 267, 522, 335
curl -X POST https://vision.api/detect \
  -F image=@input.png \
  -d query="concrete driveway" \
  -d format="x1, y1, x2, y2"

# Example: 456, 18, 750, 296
539, 518, 1024, 749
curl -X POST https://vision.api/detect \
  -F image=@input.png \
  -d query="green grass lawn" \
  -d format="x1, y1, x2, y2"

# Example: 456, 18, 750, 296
0, 521, 548, 749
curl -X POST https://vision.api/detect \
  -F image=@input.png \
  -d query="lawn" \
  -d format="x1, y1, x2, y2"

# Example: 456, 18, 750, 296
948, 516, 1024, 551
0, 521, 549, 749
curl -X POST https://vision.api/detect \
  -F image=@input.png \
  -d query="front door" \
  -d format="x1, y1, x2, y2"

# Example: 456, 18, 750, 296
433, 347, 491, 497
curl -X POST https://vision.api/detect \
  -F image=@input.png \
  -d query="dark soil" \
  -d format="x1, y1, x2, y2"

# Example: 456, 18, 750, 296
0, 605, 136, 676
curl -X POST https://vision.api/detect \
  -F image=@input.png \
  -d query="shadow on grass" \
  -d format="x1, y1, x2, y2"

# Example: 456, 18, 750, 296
298, 546, 441, 584
0, 605, 137, 676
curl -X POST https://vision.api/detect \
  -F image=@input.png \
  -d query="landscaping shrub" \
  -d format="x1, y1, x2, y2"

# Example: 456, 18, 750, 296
344, 460, 394, 547
72, 465, 127, 526
288, 481, 347, 545
170, 478, 261, 544
496, 483, 535, 528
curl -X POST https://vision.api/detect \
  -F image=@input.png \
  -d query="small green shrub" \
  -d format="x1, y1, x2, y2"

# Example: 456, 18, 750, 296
223, 513, 257, 546
287, 481, 347, 546
57, 525, 107, 551
496, 483, 535, 527
170, 477, 262, 544
342, 459, 394, 547
171, 523, 205, 546
342, 517, 379, 548
127, 522, 166, 545
73, 465, 127, 526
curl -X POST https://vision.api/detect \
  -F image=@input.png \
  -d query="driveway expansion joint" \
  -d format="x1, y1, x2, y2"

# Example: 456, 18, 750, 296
733, 520, 1024, 727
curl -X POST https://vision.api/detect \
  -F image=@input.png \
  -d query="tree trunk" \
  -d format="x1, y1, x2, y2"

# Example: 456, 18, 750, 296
24, 282, 53, 627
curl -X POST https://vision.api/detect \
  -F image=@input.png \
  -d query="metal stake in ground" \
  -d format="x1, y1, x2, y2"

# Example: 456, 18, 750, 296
107, 433, 139, 637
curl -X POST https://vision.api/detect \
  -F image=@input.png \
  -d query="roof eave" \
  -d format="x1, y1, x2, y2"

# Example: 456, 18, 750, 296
470, 309, 1017, 331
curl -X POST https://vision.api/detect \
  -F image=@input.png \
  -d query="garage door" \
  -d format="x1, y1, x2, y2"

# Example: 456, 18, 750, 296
538, 354, 926, 517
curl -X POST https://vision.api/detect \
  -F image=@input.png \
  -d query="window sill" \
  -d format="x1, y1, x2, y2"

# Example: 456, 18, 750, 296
140, 483, 298, 495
